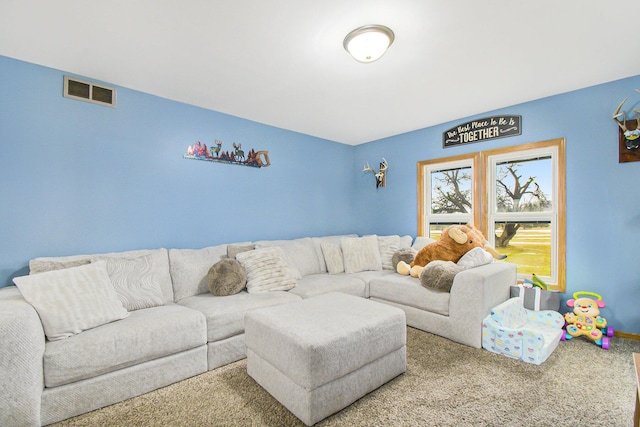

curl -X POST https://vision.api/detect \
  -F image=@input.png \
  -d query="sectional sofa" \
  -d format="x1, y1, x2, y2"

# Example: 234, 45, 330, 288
0, 234, 516, 426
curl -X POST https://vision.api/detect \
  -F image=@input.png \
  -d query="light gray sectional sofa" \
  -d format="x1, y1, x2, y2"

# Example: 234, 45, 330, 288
0, 234, 516, 426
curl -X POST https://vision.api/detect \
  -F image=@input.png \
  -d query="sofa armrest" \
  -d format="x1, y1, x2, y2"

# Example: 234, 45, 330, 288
0, 287, 45, 427
448, 262, 517, 348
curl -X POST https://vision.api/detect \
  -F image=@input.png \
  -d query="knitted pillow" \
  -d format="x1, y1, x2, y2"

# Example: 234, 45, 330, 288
236, 246, 297, 293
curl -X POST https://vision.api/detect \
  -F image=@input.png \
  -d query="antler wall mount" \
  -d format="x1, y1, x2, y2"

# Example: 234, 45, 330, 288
362, 158, 388, 188
613, 89, 640, 163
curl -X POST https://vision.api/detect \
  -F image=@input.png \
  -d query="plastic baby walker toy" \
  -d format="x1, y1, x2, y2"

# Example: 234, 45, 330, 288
561, 291, 613, 349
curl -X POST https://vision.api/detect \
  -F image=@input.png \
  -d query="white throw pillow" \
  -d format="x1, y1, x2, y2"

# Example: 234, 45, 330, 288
341, 236, 383, 274
92, 253, 165, 311
320, 242, 344, 274
376, 235, 401, 270
457, 247, 494, 269
13, 261, 129, 341
236, 246, 297, 293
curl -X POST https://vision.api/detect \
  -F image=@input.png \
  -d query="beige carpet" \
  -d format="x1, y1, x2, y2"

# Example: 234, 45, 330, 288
53, 327, 640, 426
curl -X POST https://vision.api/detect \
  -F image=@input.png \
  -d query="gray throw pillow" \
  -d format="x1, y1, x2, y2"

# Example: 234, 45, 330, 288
420, 260, 464, 293
391, 248, 417, 270
208, 259, 247, 296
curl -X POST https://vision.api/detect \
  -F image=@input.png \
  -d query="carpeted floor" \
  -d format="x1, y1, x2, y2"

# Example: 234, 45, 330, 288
52, 327, 640, 426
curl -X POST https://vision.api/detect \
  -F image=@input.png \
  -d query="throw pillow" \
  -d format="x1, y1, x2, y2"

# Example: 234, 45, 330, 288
226, 244, 255, 259
236, 246, 297, 293
457, 247, 494, 269
29, 258, 91, 275
341, 236, 383, 274
391, 247, 417, 270
208, 258, 247, 296
377, 235, 403, 270
92, 254, 165, 311
320, 242, 344, 274
13, 261, 129, 341
419, 260, 464, 293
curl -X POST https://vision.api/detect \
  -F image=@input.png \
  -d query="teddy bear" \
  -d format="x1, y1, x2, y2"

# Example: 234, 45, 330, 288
397, 223, 505, 277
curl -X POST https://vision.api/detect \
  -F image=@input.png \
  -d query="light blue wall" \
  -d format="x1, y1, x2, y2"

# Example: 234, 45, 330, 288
0, 56, 355, 285
2, 55, 639, 334
353, 75, 640, 334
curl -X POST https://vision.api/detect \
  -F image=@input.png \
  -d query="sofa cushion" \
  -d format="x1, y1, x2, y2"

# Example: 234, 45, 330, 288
288, 274, 367, 299
92, 252, 166, 311
43, 303, 206, 387
341, 236, 382, 274
13, 261, 129, 341
169, 244, 229, 301
29, 248, 174, 305
177, 291, 301, 342
255, 237, 320, 277
369, 274, 450, 316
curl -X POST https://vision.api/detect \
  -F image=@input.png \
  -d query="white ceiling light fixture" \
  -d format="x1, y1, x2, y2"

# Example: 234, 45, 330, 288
343, 24, 395, 63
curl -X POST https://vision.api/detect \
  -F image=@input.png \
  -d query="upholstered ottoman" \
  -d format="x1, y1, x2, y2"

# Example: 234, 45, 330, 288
245, 292, 406, 426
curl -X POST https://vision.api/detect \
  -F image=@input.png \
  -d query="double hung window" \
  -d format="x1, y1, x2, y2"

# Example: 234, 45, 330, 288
418, 153, 480, 240
418, 139, 565, 291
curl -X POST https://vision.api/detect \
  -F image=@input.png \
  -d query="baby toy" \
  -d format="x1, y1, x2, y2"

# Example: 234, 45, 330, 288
561, 291, 614, 350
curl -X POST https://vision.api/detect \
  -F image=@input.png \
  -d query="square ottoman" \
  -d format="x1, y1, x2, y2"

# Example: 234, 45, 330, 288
245, 292, 406, 426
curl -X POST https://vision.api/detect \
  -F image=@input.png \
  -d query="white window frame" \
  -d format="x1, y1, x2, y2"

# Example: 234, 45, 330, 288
417, 153, 480, 238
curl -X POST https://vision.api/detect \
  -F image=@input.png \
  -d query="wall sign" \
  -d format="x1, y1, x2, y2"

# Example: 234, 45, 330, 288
443, 115, 522, 148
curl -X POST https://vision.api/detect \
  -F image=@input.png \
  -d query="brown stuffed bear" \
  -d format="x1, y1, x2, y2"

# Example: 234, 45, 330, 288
397, 224, 505, 277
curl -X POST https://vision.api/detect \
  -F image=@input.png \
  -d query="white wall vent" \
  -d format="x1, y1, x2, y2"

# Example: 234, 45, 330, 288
63, 75, 116, 107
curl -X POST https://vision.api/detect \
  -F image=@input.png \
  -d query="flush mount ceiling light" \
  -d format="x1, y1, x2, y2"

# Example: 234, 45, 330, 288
343, 25, 395, 63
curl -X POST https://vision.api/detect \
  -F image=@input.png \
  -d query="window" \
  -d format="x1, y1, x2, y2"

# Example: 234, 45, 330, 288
483, 139, 565, 291
418, 139, 565, 291
417, 153, 480, 240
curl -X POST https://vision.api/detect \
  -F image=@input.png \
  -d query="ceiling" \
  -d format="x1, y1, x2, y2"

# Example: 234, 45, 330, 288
1, 1, 639, 145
